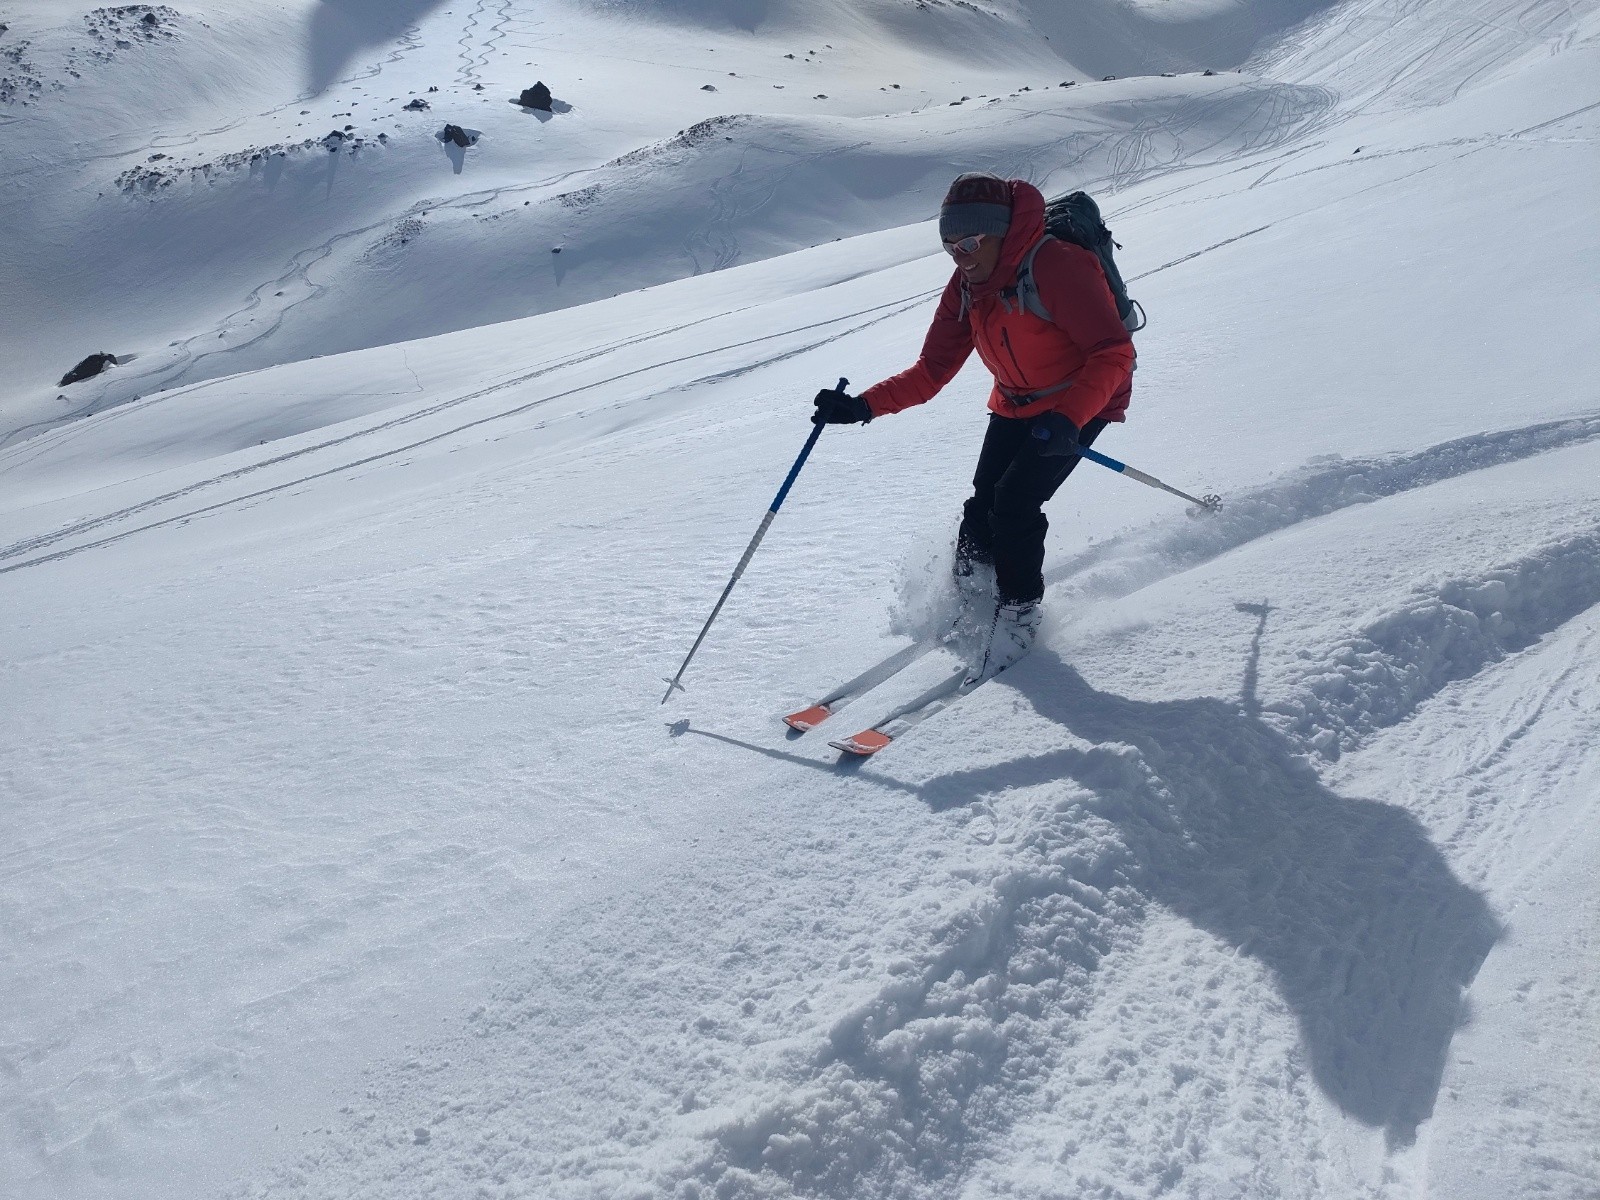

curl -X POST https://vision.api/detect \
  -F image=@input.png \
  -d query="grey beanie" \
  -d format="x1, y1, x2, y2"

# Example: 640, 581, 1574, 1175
939, 172, 1012, 241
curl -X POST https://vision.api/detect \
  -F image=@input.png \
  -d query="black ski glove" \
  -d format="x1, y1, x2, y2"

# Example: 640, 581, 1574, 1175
812, 387, 872, 426
1029, 410, 1082, 456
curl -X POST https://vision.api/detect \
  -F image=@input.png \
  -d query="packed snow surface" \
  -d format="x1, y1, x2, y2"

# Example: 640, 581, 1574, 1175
2, 0, 1598, 1198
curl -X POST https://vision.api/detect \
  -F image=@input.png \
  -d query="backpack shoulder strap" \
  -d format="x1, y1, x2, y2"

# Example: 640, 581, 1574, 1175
1011, 235, 1054, 324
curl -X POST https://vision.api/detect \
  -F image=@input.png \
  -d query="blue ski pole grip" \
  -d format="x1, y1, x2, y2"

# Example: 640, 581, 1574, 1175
1076, 444, 1128, 474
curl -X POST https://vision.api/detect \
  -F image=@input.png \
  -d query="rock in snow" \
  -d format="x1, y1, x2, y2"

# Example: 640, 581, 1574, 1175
516, 81, 553, 111
57, 352, 118, 386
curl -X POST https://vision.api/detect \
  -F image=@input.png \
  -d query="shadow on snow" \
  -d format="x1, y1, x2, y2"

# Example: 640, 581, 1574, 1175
920, 627, 1501, 1148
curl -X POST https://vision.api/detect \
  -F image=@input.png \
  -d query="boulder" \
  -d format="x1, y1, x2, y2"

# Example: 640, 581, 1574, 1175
516, 81, 553, 111
404, 98, 429, 111
59, 353, 118, 387
442, 124, 475, 147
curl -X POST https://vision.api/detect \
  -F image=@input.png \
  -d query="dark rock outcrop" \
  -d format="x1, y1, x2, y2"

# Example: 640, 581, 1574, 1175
59, 353, 118, 386
442, 123, 475, 147
516, 81, 552, 111
403, 97, 429, 111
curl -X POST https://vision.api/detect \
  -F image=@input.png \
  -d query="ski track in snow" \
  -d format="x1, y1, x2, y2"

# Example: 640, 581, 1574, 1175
455, 0, 514, 88
1044, 413, 1600, 611
0, 295, 930, 573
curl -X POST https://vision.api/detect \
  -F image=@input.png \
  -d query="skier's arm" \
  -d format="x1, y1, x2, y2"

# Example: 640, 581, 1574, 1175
859, 275, 974, 417
1036, 242, 1135, 429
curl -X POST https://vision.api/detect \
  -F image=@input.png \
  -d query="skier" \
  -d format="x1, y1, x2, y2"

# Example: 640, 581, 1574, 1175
812, 172, 1136, 678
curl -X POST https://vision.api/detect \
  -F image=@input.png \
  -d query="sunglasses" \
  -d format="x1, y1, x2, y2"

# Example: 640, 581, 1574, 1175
943, 234, 986, 256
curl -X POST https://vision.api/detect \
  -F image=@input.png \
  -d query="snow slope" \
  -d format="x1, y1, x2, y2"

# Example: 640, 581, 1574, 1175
1, 0, 1342, 441
3, 0, 1599, 1198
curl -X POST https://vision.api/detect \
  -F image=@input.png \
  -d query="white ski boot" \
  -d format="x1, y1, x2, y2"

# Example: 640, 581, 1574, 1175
970, 599, 1041, 681
951, 557, 998, 663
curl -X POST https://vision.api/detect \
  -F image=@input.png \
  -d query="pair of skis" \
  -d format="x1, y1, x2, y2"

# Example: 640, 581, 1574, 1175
782, 635, 992, 757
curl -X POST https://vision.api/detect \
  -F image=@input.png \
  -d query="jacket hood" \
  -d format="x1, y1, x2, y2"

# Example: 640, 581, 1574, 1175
957, 179, 1046, 304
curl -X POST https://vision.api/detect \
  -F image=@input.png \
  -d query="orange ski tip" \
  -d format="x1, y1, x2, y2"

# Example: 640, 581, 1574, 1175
783, 704, 832, 732
830, 729, 893, 756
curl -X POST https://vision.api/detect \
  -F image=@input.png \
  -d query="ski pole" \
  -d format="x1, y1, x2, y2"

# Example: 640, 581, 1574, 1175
661, 379, 847, 703
1040, 431, 1222, 513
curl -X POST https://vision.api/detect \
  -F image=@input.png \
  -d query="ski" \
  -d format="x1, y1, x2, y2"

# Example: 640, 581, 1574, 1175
782, 637, 945, 732
828, 666, 989, 757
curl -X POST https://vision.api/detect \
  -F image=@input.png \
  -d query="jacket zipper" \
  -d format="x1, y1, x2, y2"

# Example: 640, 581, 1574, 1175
999, 327, 1030, 392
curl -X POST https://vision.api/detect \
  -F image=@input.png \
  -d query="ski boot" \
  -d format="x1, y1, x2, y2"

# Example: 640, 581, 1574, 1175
969, 599, 1041, 682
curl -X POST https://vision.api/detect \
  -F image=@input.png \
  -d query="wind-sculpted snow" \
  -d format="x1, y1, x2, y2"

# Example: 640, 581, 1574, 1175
678, 528, 1599, 1191
661, 441, 1600, 1196
668, 815, 1142, 1198
651, 516, 1600, 1192
1274, 528, 1600, 757
660, 713, 1496, 1192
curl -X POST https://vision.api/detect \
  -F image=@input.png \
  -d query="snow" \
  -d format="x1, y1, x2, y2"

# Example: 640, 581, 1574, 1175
2, 0, 1598, 1197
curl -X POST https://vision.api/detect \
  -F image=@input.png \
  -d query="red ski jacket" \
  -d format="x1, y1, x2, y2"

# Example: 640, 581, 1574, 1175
861, 180, 1134, 428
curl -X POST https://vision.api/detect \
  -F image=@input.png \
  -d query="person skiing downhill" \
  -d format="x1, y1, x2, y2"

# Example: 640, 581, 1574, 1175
813, 172, 1136, 679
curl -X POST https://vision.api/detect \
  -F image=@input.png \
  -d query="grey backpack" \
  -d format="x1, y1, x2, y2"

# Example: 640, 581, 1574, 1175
1010, 191, 1146, 333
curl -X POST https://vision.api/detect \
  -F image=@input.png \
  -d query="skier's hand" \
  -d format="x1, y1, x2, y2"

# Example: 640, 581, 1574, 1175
812, 387, 872, 426
1029, 411, 1081, 456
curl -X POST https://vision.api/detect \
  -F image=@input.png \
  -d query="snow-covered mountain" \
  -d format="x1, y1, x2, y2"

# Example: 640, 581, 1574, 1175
0, 0, 1348, 440
2, 1, 1597, 1198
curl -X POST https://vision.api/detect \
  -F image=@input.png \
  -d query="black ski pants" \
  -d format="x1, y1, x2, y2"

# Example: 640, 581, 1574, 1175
956, 413, 1109, 605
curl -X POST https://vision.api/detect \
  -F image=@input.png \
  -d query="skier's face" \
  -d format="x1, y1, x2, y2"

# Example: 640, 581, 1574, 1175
945, 232, 1003, 284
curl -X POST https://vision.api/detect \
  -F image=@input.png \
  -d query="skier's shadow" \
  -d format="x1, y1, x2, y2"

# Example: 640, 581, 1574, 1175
917, 602, 1501, 1148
